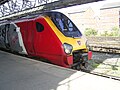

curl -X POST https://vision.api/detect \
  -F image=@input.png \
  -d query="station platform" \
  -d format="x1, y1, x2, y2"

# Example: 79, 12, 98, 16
0, 50, 120, 90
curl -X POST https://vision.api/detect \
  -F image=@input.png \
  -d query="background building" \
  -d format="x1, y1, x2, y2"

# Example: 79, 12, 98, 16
62, 2, 120, 35
100, 2, 120, 34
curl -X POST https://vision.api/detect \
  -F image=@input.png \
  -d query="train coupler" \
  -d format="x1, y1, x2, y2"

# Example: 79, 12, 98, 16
72, 52, 92, 70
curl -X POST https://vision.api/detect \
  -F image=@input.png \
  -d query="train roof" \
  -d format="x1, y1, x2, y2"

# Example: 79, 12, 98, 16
0, 11, 62, 24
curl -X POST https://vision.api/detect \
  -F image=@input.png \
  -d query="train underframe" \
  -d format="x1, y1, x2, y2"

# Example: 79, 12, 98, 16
71, 50, 92, 70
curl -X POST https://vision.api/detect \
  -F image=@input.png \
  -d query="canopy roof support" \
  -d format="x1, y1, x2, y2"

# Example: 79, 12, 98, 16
0, 0, 103, 20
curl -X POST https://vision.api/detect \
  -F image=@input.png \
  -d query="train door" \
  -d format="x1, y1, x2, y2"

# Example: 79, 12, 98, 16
26, 21, 35, 55
32, 19, 45, 56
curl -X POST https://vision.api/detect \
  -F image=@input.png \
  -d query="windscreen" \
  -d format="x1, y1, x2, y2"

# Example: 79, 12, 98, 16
46, 12, 82, 38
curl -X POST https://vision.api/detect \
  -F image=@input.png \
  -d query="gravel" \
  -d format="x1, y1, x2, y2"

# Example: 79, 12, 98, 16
89, 52, 120, 77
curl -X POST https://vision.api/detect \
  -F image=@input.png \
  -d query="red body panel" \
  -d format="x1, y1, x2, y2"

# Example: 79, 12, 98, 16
88, 51, 92, 60
16, 17, 70, 67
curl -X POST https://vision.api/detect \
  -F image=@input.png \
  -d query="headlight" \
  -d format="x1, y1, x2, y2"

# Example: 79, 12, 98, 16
63, 43, 73, 54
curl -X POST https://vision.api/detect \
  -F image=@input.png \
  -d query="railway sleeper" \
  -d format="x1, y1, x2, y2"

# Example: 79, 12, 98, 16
89, 46, 120, 54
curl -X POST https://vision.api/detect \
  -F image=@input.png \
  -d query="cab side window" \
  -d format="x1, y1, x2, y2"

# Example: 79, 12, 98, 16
36, 22, 44, 32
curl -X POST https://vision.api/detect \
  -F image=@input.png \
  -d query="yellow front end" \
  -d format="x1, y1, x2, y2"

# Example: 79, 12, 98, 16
44, 11, 91, 69
45, 16, 88, 54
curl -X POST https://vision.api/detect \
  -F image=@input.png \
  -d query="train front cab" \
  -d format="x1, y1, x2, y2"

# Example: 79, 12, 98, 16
44, 12, 92, 70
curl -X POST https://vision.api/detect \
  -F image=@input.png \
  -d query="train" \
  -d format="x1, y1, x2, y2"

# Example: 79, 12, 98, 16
0, 11, 92, 70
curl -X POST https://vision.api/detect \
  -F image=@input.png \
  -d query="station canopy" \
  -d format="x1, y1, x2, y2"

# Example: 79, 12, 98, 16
0, 0, 103, 20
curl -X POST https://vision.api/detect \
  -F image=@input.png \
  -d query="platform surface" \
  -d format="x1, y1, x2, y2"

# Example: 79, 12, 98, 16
0, 50, 120, 90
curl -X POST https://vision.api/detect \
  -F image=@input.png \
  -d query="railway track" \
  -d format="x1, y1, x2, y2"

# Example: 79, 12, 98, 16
88, 43, 120, 53
79, 66, 120, 81
86, 51, 120, 81
87, 37, 120, 53
81, 62, 120, 81
89, 71, 120, 81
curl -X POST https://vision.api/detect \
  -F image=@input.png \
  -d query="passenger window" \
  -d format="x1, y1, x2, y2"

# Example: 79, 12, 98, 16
36, 22, 44, 32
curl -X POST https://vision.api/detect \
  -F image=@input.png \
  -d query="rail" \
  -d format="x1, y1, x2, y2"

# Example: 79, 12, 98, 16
87, 37, 120, 53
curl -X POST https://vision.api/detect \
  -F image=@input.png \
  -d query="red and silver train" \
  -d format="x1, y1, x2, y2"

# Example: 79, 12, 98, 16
0, 11, 92, 70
